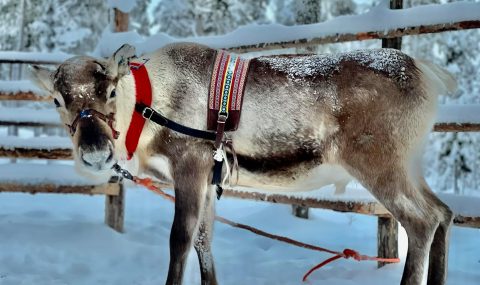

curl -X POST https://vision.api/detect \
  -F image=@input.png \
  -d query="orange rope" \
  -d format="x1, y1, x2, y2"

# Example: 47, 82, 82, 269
132, 176, 400, 282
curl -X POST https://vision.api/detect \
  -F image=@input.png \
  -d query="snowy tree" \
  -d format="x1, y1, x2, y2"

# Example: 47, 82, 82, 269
403, 0, 480, 194
295, 0, 321, 25
270, 0, 296, 25
326, 0, 356, 18
130, 0, 152, 36
0, 0, 25, 80
16, 0, 108, 54
230, 0, 269, 27
0, 0, 21, 51
153, 0, 195, 37
153, 0, 269, 37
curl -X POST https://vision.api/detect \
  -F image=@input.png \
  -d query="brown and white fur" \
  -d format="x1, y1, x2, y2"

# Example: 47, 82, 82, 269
31, 43, 456, 285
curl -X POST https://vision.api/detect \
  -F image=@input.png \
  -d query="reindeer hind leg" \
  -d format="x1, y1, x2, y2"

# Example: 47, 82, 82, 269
418, 179, 453, 285
343, 159, 441, 285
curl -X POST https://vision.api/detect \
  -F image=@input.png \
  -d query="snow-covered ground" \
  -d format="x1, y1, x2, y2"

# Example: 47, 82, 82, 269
0, 187, 478, 285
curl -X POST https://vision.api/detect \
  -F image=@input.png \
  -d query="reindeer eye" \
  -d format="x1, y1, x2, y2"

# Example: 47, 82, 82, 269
110, 89, 116, 98
53, 98, 60, 108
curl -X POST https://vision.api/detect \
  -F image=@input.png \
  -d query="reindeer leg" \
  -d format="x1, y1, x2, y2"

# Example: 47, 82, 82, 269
369, 172, 439, 285
344, 161, 441, 285
420, 180, 454, 285
194, 186, 218, 285
166, 156, 210, 285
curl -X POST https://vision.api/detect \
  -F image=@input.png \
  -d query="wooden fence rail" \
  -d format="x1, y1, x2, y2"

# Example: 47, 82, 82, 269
229, 20, 480, 53
1, 20, 478, 61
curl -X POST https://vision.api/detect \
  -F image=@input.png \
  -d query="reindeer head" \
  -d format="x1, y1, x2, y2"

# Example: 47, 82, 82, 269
30, 44, 136, 173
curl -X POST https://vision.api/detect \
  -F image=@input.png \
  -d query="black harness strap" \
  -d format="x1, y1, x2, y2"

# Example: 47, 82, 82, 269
135, 103, 226, 199
135, 103, 216, 141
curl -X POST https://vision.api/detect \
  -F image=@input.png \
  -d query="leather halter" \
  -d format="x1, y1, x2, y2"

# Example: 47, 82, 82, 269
66, 108, 119, 139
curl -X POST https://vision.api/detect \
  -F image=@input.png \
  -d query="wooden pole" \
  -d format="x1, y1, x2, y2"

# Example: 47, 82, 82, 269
114, 8, 129, 32
105, 183, 125, 233
103, 8, 129, 232
377, 217, 399, 267
377, 0, 401, 268
292, 204, 309, 219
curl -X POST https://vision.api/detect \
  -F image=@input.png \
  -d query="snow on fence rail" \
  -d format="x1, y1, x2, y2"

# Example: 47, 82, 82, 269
95, 1, 480, 56
227, 20, 480, 53
0, 3, 479, 63
0, 51, 73, 65
0, 80, 49, 101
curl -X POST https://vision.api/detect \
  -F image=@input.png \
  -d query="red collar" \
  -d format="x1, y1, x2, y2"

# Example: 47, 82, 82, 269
125, 62, 152, 160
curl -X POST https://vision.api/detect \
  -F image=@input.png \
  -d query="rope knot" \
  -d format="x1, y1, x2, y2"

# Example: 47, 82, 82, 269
342, 249, 361, 261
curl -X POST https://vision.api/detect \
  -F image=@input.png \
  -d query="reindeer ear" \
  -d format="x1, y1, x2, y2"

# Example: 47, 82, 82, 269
29, 65, 55, 92
107, 44, 136, 79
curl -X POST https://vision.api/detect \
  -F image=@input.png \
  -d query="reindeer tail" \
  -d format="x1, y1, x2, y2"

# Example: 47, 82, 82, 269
415, 59, 457, 96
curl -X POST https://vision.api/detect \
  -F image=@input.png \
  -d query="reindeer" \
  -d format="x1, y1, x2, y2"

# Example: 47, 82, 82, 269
31, 43, 456, 285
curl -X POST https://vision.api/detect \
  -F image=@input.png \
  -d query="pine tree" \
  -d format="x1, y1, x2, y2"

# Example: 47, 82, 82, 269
294, 0, 321, 25
22, 0, 108, 54
130, 0, 152, 36
154, 0, 196, 37
271, 0, 295, 25
328, 0, 356, 18
153, 0, 269, 37
0, 0, 21, 51
0, 0, 24, 80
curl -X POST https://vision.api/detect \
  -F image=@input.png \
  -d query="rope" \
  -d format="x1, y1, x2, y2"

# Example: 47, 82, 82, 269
132, 176, 400, 281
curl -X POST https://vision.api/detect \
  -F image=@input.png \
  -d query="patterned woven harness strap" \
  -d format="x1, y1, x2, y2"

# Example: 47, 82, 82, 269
208, 50, 250, 197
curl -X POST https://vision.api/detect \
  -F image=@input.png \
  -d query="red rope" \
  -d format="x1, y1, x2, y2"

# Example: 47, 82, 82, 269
132, 177, 400, 282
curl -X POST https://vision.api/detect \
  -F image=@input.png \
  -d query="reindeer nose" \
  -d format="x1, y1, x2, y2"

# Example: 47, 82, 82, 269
78, 142, 114, 170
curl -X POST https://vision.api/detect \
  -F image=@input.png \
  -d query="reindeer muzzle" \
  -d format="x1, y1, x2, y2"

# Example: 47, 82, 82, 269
67, 109, 120, 139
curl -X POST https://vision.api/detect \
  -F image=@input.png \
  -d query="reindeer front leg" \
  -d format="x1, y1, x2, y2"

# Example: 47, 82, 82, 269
194, 186, 217, 285
166, 153, 211, 285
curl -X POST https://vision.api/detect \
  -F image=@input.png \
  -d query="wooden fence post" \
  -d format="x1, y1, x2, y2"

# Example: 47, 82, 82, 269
114, 8, 129, 33
104, 8, 129, 232
292, 204, 309, 219
377, 216, 398, 267
377, 0, 402, 268
105, 183, 125, 233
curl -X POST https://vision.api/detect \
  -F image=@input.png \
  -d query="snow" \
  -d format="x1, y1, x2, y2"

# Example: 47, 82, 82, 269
0, 188, 478, 285
437, 105, 480, 124
0, 80, 45, 94
437, 193, 480, 217
259, 48, 410, 81
0, 51, 73, 64
107, 0, 138, 13
0, 163, 106, 186
0, 107, 60, 125
95, 1, 480, 56
0, 136, 71, 151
